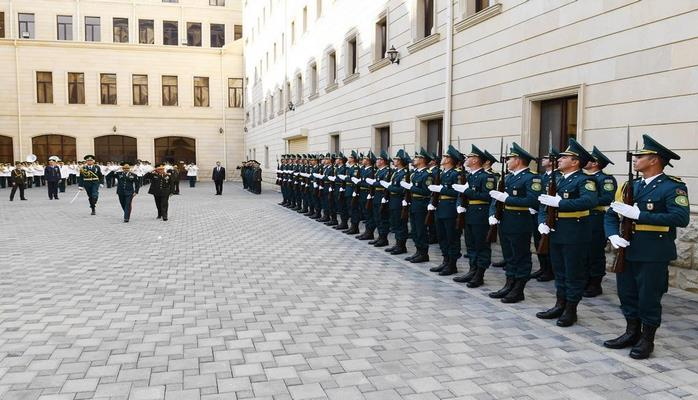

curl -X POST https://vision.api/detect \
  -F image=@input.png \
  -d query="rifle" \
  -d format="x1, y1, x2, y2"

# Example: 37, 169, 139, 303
486, 138, 506, 243
425, 165, 440, 225
276, 157, 281, 186
611, 126, 634, 274
381, 168, 393, 214
366, 166, 375, 211
456, 167, 468, 230
351, 164, 359, 208
536, 131, 558, 254
328, 164, 335, 209
314, 164, 321, 199
401, 167, 411, 220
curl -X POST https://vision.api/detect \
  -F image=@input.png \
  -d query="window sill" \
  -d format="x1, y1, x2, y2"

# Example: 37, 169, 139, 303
308, 92, 319, 101
455, 3, 502, 33
325, 82, 338, 93
277, 109, 284, 116
407, 33, 440, 54
342, 73, 360, 85
368, 58, 390, 73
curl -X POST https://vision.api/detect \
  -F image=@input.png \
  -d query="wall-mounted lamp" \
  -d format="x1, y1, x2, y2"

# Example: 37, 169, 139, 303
112, 126, 117, 133
387, 46, 400, 65
288, 101, 296, 111
244, 127, 248, 133
219, 127, 224, 134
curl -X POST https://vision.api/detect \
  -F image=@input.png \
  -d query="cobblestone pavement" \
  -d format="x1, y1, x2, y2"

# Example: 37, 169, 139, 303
1, 182, 698, 400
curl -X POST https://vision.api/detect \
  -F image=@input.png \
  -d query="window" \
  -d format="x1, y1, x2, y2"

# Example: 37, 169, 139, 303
295, 74, 303, 104
310, 63, 318, 95
273, 43, 277, 62
328, 51, 337, 84
0, 135, 13, 163
18, 13, 34, 39
132, 75, 148, 105
424, 0, 435, 37
330, 134, 340, 153
291, 21, 295, 44
538, 96, 578, 159
263, 99, 267, 120
154, 137, 196, 165
68, 73, 85, 104
476, 0, 490, 12
187, 22, 202, 46
270, 94, 274, 116
426, 118, 443, 155
194, 77, 209, 107
257, 103, 262, 124
210, 0, 225, 5
85, 16, 100, 41
303, 7, 308, 33
264, 146, 269, 169
228, 78, 243, 108
139, 19, 154, 44
32, 135, 76, 164
375, 15, 387, 60
234, 24, 243, 40
286, 81, 291, 107
94, 135, 138, 163
316, 0, 322, 19
36, 72, 53, 104
57, 15, 73, 40
211, 23, 225, 47
113, 18, 129, 43
377, 126, 390, 153
100, 73, 117, 105
163, 21, 178, 45
0, 12, 5, 38
162, 76, 178, 106
347, 36, 357, 75
278, 87, 283, 113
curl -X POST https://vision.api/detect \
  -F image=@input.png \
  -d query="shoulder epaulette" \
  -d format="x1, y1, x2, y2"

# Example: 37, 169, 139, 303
668, 175, 683, 183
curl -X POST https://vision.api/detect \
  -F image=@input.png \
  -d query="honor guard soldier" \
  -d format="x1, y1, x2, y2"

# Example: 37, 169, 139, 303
145, 163, 176, 221
307, 155, 321, 218
366, 150, 392, 247
356, 152, 378, 240
403, 149, 432, 263
382, 150, 411, 255
333, 153, 349, 230
114, 162, 140, 222
428, 145, 463, 276
78, 155, 104, 215
536, 139, 598, 326
452, 145, 497, 288
9, 162, 27, 201
530, 148, 559, 282
604, 134, 690, 359
488, 143, 542, 303
484, 150, 507, 269
318, 153, 336, 224
342, 151, 362, 235
583, 146, 617, 297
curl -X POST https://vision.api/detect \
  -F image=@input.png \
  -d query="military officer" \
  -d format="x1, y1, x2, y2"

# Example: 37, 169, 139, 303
341, 151, 362, 234
356, 152, 378, 241
332, 153, 349, 230
9, 162, 27, 201
488, 143, 542, 303
311, 154, 326, 220
382, 150, 410, 255
145, 163, 175, 221
307, 155, 321, 218
582, 146, 618, 297
279, 155, 289, 206
44, 159, 62, 200
366, 151, 392, 247
603, 134, 690, 359
427, 145, 463, 276
426, 153, 441, 245
536, 139, 598, 327
114, 162, 140, 222
78, 155, 104, 215
452, 145, 497, 288
403, 148, 432, 263
530, 148, 559, 282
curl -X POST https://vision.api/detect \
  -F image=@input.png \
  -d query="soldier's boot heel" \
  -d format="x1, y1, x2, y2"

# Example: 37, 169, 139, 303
429, 257, 448, 272
373, 235, 389, 247
345, 224, 360, 234
438, 259, 458, 276
603, 318, 641, 349
390, 240, 407, 255
537, 266, 555, 282
453, 266, 477, 283
629, 325, 657, 359
529, 268, 544, 280
488, 277, 515, 299
466, 268, 487, 288
556, 302, 579, 327
501, 278, 527, 303
491, 260, 506, 268
405, 252, 419, 262
410, 252, 429, 263
583, 276, 603, 298
358, 231, 374, 241
536, 296, 566, 319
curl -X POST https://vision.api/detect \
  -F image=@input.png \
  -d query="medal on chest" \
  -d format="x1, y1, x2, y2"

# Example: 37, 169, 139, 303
646, 201, 654, 211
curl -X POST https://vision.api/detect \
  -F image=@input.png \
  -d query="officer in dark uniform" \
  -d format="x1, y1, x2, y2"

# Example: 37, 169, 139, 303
342, 151, 361, 234
426, 153, 441, 245
114, 162, 140, 222
582, 146, 617, 297
484, 150, 507, 269
44, 159, 62, 200
319, 154, 336, 224
530, 148, 559, 282
78, 155, 104, 215
9, 162, 27, 201
356, 152, 377, 240
488, 143, 542, 303
367, 150, 392, 247
404, 148, 432, 263
604, 134, 689, 359
311, 154, 325, 220
145, 163, 175, 221
453, 145, 497, 288
428, 145, 463, 276
383, 149, 410, 255
171, 164, 181, 195
333, 153, 349, 230
279, 155, 289, 206
536, 139, 598, 327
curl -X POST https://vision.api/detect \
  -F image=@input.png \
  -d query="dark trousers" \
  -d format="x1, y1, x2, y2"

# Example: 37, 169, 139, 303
372, 195, 390, 235
588, 228, 607, 278
189, 176, 196, 187
153, 195, 169, 218
59, 179, 66, 192
532, 215, 552, 271
0, 177, 6, 188
389, 206, 408, 241
409, 204, 428, 252
617, 261, 668, 327
500, 231, 533, 279
360, 191, 375, 230
435, 217, 461, 259
47, 181, 59, 199
83, 182, 100, 208
214, 180, 223, 194
550, 241, 590, 303
10, 184, 26, 200
465, 223, 491, 269
118, 193, 135, 220
173, 179, 180, 194
34, 176, 41, 187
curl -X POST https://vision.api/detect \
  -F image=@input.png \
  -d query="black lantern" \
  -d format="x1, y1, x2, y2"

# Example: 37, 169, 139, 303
288, 101, 295, 111
387, 46, 400, 65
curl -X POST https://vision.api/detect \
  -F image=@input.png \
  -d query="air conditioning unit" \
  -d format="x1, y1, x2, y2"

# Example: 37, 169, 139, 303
21, 31, 30, 39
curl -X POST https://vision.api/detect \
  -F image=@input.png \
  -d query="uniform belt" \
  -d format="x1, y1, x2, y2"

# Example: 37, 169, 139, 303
593, 206, 609, 212
469, 200, 488, 205
346, 183, 354, 187
82, 178, 99, 181
360, 187, 369, 190
440, 195, 455, 200
558, 210, 590, 218
375, 187, 384, 191
634, 223, 670, 232
504, 205, 528, 211
412, 194, 428, 199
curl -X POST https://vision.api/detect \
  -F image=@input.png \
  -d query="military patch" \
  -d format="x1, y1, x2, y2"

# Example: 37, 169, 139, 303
426, 177, 433, 186
584, 181, 597, 191
531, 182, 542, 191
563, 192, 570, 199
512, 189, 518, 196
675, 195, 689, 207
677, 188, 687, 196
603, 183, 615, 191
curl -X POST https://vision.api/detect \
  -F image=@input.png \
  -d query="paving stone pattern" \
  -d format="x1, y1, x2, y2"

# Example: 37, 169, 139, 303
1, 182, 698, 400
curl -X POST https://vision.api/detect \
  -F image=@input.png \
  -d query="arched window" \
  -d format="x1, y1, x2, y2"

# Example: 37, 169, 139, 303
0, 135, 13, 163
154, 136, 196, 164
94, 135, 138, 163
32, 134, 76, 163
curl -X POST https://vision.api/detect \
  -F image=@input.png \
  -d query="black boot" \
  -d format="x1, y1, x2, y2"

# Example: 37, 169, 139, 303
537, 264, 555, 282
489, 277, 515, 299
318, 211, 330, 222
603, 318, 641, 349
410, 251, 430, 264
629, 325, 657, 359
536, 295, 566, 319
491, 260, 506, 268
438, 258, 458, 276
405, 252, 419, 262
529, 267, 544, 280
583, 276, 603, 298
453, 266, 477, 283
430, 257, 448, 272
384, 244, 397, 253
325, 214, 339, 226
373, 235, 389, 247
466, 268, 486, 289
556, 302, 578, 327
91, 206, 96, 215
344, 223, 360, 234
334, 218, 349, 230
357, 230, 374, 241
390, 239, 407, 255
501, 278, 527, 303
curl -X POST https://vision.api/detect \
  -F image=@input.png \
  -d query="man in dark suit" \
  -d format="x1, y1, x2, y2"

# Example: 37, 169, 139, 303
212, 161, 225, 195
145, 163, 175, 221
44, 159, 62, 200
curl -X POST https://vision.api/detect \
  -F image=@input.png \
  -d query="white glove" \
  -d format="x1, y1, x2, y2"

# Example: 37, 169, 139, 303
379, 180, 390, 189
529, 208, 538, 215
365, 178, 376, 185
302, 183, 306, 187
452, 183, 469, 193
538, 223, 551, 235
400, 181, 413, 190
337, 174, 347, 180
428, 185, 443, 193
352, 192, 358, 197
457, 206, 466, 214
538, 194, 562, 208
488, 216, 499, 225
402, 200, 408, 207
427, 203, 437, 211
339, 187, 345, 192
489, 190, 508, 203
367, 194, 373, 200
611, 201, 641, 220
381, 198, 388, 204
328, 187, 333, 192
319, 185, 324, 190
609, 234, 630, 249
313, 173, 323, 179
293, 172, 299, 176
351, 177, 360, 184
328, 176, 336, 182
78, 187, 84, 191
313, 183, 318, 188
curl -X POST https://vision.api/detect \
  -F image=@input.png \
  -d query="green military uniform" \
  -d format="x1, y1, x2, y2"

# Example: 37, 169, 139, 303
384, 150, 411, 255
368, 151, 392, 247
342, 151, 362, 234
78, 155, 104, 215
356, 152, 377, 240
405, 148, 433, 263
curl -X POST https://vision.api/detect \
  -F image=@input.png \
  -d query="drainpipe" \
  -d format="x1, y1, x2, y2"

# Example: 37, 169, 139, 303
220, 48, 228, 173
14, 39, 22, 160
76, 0, 81, 40
443, 0, 454, 149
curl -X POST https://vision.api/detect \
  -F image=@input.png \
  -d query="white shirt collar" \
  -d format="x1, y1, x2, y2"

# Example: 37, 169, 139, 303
643, 173, 662, 185
470, 167, 483, 174
562, 169, 580, 179
417, 167, 426, 171
511, 168, 527, 176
